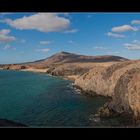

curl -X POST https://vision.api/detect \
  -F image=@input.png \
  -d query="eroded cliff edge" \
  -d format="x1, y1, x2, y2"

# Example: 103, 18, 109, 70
74, 60, 140, 124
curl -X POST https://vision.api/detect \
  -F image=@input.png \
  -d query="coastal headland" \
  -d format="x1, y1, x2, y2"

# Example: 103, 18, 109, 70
1, 51, 140, 125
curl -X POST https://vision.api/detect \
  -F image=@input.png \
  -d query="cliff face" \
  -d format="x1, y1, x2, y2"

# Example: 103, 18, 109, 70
107, 67, 140, 123
74, 60, 140, 124
46, 62, 109, 78
46, 64, 91, 77
74, 66, 108, 96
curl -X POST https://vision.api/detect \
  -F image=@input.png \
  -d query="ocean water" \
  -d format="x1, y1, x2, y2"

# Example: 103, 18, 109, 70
0, 70, 131, 127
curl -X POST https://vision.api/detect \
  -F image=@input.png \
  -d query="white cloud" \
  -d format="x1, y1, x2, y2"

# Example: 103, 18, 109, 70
0, 29, 10, 34
131, 20, 140, 25
93, 46, 108, 51
3, 44, 16, 50
3, 44, 11, 50
107, 51, 120, 54
124, 41, 140, 50
68, 40, 74, 44
68, 40, 78, 46
3, 13, 70, 33
36, 48, 50, 52
133, 40, 140, 43
112, 25, 138, 32
0, 29, 16, 43
20, 39, 26, 43
64, 29, 78, 33
61, 13, 69, 16
40, 40, 51, 45
107, 32, 126, 38
0, 13, 13, 18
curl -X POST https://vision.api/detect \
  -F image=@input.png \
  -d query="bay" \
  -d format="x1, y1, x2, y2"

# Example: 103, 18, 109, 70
0, 70, 128, 127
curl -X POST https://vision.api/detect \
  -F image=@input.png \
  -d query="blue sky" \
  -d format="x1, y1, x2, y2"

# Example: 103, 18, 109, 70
1, 13, 140, 64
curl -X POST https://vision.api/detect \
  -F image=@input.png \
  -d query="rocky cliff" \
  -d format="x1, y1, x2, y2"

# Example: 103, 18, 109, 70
74, 60, 140, 124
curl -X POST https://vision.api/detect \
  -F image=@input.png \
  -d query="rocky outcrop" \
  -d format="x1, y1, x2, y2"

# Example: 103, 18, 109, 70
74, 61, 136, 96
0, 65, 27, 70
74, 60, 140, 124
10, 65, 26, 70
46, 63, 94, 77
74, 66, 108, 96
99, 67, 140, 124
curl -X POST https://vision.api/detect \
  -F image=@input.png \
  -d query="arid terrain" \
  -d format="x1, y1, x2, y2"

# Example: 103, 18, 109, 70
1, 51, 140, 125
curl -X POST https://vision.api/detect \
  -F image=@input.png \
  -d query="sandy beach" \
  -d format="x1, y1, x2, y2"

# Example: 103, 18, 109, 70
21, 68, 48, 73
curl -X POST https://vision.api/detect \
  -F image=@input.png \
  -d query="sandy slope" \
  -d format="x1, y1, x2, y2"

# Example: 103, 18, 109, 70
21, 68, 48, 73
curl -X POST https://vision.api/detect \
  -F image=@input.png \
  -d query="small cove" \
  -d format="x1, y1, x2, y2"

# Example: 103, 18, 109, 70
0, 70, 132, 127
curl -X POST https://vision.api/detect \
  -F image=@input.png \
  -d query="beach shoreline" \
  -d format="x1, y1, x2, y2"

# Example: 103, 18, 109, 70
21, 68, 48, 73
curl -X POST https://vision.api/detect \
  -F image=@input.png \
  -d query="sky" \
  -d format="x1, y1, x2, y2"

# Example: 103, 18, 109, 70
1, 13, 140, 64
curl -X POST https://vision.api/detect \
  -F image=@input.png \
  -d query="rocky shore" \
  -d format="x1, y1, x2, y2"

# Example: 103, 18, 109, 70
74, 60, 140, 125
1, 52, 140, 125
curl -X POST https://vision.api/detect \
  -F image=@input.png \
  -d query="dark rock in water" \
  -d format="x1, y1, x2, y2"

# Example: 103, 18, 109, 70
0, 119, 27, 127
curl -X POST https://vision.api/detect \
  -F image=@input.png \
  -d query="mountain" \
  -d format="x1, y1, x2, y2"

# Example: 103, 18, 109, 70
27, 51, 129, 68
0, 51, 129, 71
46, 51, 128, 63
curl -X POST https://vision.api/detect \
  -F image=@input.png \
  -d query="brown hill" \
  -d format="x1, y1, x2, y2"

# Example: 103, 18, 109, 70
45, 51, 128, 63
0, 51, 128, 69
27, 51, 128, 69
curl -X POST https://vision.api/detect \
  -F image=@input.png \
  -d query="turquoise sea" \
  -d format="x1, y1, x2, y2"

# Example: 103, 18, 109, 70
0, 70, 131, 127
